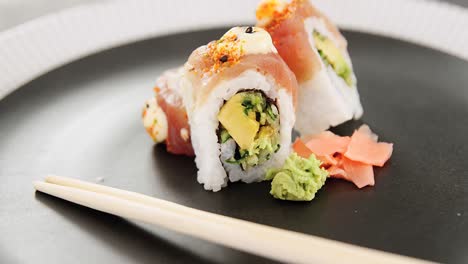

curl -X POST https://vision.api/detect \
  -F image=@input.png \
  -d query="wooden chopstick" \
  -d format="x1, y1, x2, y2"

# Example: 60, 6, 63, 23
44, 175, 235, 224
34, 176, 431, 264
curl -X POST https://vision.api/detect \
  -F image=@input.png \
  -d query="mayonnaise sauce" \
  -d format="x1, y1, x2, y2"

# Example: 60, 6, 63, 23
142, 97, 168, 143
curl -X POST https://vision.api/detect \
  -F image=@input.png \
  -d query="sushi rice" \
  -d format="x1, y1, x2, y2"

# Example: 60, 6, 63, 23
295, 17, 363, 135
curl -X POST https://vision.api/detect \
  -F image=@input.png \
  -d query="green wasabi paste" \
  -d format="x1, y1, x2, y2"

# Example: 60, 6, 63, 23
265, 153, 328, 201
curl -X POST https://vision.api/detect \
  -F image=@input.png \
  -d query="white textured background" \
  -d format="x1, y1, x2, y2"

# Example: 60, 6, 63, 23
0, 0, 100, 31
0, 0, 467, 32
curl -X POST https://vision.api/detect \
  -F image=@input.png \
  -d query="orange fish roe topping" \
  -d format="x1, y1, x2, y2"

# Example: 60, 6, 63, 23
256, 0, 294, 30
203, 31, 245, 74
153, 86, 161, 94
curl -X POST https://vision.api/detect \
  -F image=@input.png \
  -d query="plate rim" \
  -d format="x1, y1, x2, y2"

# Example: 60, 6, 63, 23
0, 0, 467, 100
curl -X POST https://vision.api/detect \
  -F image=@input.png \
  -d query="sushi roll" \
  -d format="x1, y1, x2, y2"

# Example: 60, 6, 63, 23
142, 68, 194, 156
256, 0, 363, 135
181, 27, 298, 191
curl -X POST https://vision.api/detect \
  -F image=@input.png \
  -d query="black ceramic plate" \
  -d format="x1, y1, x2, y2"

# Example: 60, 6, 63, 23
0, 28, 467, 264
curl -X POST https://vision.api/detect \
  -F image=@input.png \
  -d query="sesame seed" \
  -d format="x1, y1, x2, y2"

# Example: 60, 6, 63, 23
245, 26, 254, 34
219, 55, 228, 63
180, 128, 189, 141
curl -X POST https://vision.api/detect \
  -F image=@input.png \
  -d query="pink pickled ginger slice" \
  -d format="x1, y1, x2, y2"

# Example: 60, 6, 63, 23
342, 157, 375, 188
328, 165, 347, 180
344, 125, 393, 167
292, 139, 313, 159
317, 154, 338, 167
304, 131, 350, 156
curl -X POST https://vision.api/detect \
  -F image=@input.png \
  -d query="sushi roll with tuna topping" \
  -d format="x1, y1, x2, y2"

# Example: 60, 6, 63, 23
257, 0, 363, 135
142, 68, 194, 156
181, 26, 298, 191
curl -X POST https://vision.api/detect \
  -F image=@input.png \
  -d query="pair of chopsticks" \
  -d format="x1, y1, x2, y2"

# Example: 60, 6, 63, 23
34, 176, 430, 264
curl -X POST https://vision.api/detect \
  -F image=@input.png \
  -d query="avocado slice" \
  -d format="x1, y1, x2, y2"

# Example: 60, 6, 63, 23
218, 93, 260, 150
313, 31, 354, 86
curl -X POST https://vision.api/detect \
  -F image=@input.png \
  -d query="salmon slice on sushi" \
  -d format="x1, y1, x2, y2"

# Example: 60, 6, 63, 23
257, 0, 363, 135
181, 26, 298, 191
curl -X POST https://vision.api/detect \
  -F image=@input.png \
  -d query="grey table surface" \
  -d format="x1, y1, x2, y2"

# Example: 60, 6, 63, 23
0, 0, 467, 32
